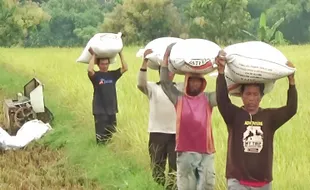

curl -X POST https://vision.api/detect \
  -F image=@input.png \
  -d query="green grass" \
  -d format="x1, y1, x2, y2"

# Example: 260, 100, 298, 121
0, 45, 309, 189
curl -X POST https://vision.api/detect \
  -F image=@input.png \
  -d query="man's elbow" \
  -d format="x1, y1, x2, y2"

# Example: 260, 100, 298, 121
291, 106, 298, 116
88, 70, 95, 76
122, 66, 128, 73
137, 84, 144, 91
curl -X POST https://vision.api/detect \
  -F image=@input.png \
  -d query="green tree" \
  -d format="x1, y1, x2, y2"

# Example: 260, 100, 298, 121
247, 0, 310, 44
266, 0, 310, 44
243, 12, 288, 45
27, 0, 104, 47
0, 0, 49, 47
101, 0, 186, 45
0, 0, 23, 47
98, 0, 123, 12
188, 0, 251, 45
16, 1, 51, 41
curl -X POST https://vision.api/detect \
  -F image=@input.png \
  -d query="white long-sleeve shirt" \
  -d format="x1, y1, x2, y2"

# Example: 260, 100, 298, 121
137, 70, 183, 134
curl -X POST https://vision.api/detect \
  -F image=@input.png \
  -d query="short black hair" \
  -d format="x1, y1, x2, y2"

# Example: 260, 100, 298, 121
240, 83, 265, 96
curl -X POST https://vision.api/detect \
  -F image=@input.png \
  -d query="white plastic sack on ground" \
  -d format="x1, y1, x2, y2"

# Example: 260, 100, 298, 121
136, 37, 184, 70
168, 38, 221, 75
0, 120, 52, 150
76, 32, 123, 64
223, 41, 296, 96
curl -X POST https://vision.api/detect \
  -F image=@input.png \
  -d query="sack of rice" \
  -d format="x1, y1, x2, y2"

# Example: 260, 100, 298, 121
223, 41, 295, 96
136, 37, 184, 70
76, 32, 123, 64
168, 38, 221, 75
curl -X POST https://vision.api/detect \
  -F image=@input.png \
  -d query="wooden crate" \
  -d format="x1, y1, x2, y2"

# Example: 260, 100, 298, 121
2, 99, 18, 134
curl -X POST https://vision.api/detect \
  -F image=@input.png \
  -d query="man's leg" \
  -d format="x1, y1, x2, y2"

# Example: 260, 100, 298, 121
197, 153, 215, 190
109, 114, 117, 126
177, 152, 197, 190
105, 114, 117, 140
227, 179, 249, 190
94, 114, 110, 144
149, 133, 168, 186
166, 134, 177, 190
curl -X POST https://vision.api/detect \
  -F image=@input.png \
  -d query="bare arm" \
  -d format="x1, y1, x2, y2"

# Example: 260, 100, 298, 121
160, 43, 182, 105
87, 48, 96, 77
137, 58, 150, 96
119, 51, 128, 74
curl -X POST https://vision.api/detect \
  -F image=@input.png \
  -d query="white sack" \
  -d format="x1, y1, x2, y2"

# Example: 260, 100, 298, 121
223, 41, 295, 96
168, 38, 221, 75
76, 32, 123, 64
224, 41, 295, 83
0, 120, 52, 150
136, 37, 184, 70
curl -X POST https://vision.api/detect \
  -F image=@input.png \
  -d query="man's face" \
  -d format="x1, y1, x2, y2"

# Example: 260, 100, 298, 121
98, 58, 109, 71
188, 77, 203, 95
241, 85, 262, 113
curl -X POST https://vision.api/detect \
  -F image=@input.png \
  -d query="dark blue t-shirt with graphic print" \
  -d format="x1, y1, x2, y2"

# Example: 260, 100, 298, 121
89, 68, 122, 115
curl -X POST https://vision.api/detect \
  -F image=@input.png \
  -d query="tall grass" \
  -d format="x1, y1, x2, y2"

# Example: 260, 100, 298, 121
0, 45, 309, 189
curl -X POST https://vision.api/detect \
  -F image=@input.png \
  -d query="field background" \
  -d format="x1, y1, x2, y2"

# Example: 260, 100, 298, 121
0, 45, 309, 190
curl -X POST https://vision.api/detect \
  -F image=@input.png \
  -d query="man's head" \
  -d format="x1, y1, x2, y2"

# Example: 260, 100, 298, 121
96, 58, 110, 72
240, 83, 265, 114
187, 76, 205, 96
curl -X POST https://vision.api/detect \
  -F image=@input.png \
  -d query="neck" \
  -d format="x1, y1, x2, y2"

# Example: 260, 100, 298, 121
187, 91, 200, 96
243, 107, 259, 115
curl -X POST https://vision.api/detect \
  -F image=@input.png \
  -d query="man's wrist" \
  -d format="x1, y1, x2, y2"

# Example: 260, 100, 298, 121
289, 80, 295, 85
140, 68, 147, 72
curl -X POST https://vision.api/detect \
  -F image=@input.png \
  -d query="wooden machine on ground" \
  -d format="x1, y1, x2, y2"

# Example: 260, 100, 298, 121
2, 78, 54, 135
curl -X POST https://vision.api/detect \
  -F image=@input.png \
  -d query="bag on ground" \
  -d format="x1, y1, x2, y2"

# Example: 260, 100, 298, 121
168, 38, 221, 75
76, 32, 123, 64
136, 37, 184, 70
0, 120, 52, 150
223, 41, 296, 96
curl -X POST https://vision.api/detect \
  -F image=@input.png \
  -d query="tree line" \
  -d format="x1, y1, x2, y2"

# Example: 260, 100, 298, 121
1, 0, 310, 47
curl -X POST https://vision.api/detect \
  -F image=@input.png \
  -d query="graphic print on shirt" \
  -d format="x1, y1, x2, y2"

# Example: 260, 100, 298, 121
243, 121, 264, 153
99, 78, 113, 85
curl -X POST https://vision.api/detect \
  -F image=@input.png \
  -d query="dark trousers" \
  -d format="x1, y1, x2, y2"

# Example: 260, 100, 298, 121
149, 133, 177, 190
94, 114, 117, 144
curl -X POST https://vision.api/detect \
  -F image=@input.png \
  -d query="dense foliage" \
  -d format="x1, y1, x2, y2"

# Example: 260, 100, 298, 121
1, 0, 310, 47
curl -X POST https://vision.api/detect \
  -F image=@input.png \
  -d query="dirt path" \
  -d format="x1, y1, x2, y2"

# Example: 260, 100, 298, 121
0, 94, 102, 190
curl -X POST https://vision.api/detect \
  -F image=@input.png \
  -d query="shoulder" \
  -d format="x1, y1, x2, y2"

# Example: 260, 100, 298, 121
204, 91, 215, 96
260, 108, 276, 113
112, 68, 122, 73
89, 71, 99, 78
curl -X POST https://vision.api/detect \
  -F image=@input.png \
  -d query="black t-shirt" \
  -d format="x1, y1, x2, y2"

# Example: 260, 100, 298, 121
89, 68, 122, 115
